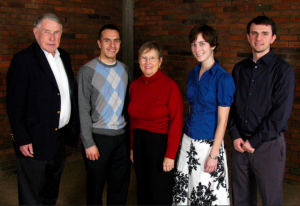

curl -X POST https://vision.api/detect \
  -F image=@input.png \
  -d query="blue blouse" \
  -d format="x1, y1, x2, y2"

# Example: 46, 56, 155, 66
184, 59, 235, 140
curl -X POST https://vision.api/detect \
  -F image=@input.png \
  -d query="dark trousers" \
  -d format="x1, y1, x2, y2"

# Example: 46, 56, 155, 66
84, 132, 130, 205
133, 129, 173, 205
232, 133, 286, 205
16, 129, 65, 205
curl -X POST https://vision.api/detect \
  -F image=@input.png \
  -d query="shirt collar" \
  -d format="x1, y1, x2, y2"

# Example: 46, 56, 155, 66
195, 58, 219, 75
248, 48, 275, 66
41, 47, 60, 59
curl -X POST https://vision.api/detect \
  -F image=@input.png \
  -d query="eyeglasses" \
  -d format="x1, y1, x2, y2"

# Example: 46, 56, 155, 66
140, 56, 159, 63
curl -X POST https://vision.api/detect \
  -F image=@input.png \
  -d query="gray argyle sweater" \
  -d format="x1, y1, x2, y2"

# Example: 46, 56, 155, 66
77, 58, 130, 149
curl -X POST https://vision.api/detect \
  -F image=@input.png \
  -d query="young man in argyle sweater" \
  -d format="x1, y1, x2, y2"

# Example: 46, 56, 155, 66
77, 24, 131, 205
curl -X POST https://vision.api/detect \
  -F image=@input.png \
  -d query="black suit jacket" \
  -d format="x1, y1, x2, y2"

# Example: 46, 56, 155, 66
6, 42, 80, 161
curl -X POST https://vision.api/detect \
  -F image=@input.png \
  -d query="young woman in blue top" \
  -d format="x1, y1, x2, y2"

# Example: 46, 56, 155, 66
172, 24, 235, 205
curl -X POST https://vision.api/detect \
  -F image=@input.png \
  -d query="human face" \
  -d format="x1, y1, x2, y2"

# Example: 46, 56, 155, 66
33, 19, 62, 57
97, 29, 121, 64
139, 49, 162, 78
247, 23, 276, 58
191, 33, 215, 64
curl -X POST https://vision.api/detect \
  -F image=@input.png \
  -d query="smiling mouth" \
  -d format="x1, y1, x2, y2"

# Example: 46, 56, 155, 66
195, 53, 204, 57
255, 43, 263, 46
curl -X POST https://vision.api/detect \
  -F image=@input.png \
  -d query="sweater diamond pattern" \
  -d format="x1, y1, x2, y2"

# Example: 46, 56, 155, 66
96, 64, 125, 129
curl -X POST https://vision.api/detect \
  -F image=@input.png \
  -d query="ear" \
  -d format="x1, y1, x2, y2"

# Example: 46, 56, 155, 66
97, 40, 101, 49
247, 34, 250, 44
159, 57, 163, 67
33, 28, 38, 39
271, 34, 276, 44
212, 46, 216, 51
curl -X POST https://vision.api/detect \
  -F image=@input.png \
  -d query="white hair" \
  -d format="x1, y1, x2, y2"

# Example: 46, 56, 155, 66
34, 13, 63, 30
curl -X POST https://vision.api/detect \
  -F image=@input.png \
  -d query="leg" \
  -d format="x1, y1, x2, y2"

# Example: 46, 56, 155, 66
133, 130, 147, 205
16, 155, 47, 205
43, 157, 65, 205
134, 129, 172, 205
251, 134, 286, 205
44, 130, 66, 205
106, 133, 130, 205
16, 130, 65, 205
147, 134, 172, 205
232, 149, 257, 205
85, 133, 114, 205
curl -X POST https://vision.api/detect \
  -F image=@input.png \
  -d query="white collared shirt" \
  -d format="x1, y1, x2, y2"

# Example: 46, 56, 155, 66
42, 48, 71, 129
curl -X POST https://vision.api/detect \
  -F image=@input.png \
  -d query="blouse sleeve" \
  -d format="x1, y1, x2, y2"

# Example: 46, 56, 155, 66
217, 73, 235, 107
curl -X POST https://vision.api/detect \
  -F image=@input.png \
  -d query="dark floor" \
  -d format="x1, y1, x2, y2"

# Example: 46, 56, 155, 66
0, 158, 299, 205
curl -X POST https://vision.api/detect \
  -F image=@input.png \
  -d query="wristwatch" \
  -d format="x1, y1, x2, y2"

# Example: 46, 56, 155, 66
209, 154, 218, 160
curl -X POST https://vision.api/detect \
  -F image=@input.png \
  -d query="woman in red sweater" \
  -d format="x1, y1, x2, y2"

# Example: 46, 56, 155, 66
128, 42, 183, 205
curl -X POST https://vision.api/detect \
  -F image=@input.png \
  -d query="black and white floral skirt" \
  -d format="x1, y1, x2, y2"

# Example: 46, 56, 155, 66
172, 134, 230, 205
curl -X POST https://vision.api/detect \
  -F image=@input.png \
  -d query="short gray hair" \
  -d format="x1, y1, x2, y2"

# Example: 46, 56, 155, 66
34, 13, 63, 30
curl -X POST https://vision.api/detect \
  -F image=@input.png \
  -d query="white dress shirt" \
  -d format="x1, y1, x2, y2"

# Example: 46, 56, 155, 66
42, 48, 71, 129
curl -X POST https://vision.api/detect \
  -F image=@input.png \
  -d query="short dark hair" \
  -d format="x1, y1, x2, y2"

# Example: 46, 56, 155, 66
138, 42, 163, 60
188, 24, 218, 48
98, 24, 120, 40
247, 16, 277, 35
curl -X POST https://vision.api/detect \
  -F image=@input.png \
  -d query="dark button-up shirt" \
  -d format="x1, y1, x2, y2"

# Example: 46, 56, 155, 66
229, 49, 295, 149
185, 59, 235, 140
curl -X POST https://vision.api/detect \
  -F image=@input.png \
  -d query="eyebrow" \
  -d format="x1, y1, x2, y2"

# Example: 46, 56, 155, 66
103, 38, 120, 40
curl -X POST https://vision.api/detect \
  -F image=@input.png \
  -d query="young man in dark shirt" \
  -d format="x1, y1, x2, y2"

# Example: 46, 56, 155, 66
229, 16, 295, 205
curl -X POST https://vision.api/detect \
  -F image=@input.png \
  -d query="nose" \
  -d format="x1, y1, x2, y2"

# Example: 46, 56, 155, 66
49, 33, 54, 41
110, 41, 115, 47
195, 45, 201, 53
256, 33, 262, 40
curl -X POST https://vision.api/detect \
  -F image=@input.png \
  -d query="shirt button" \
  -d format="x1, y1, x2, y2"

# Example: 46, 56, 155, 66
57, 93, 60, 96
245, 120, 248, 123
55, 128, 58, 131
249, 93, 252, 96
57, 111, 60, 114
252, 79, 254, 82
255, 66, 257, 68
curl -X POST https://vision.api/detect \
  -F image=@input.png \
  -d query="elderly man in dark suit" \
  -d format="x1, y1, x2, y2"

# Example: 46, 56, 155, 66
6, 13, 79, 205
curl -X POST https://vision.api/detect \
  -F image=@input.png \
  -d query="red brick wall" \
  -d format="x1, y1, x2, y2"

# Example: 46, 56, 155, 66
0, 0, 122, 178
134, 0, 300, 185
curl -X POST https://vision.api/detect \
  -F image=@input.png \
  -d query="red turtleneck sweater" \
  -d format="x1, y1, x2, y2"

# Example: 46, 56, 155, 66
128, 69, 183, 160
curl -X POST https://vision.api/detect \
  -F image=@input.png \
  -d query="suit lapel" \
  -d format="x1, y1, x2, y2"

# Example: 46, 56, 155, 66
33, 42, 59, 91
58, 48, 74, 96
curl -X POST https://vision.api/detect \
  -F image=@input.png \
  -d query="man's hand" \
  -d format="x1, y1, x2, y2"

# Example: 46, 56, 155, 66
85, 145, 100, 161
242, 140, 255, 153
130, 150, 134, 163
163, 157, 174, 172
204, 155, 218, 173
233, 138, 245, 153
20, 144, 34, 157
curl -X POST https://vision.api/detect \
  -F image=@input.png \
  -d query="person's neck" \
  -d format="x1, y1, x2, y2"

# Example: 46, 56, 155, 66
98, 55, 116, 65
201, 58, 215, 72
252, 48, 270, 62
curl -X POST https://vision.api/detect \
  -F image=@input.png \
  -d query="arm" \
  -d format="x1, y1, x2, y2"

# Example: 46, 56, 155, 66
204, 72, 235, 173
204, 106, 230, 173
6, 54, 34, 156
77, 67, 99, 160
229, 101, 246, 153
247, 65, 295, 149
164, 82, 183, 171
228, 65, 245, 152
129, 115, 135, 163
